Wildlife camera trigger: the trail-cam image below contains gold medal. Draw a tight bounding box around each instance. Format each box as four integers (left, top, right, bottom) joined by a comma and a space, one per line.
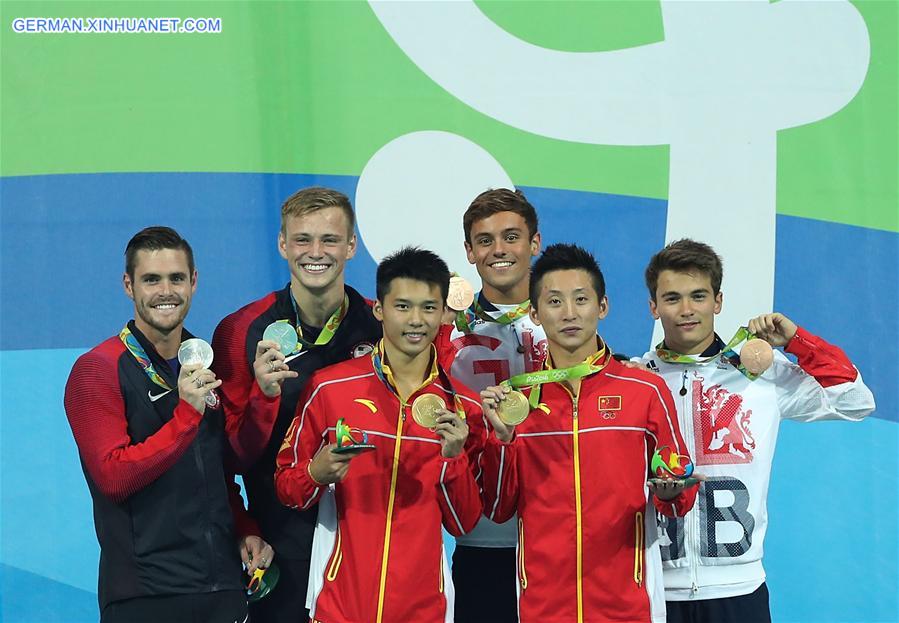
447, 276, 475, 312
411, 393, 446, 429
497, 390, 530, 426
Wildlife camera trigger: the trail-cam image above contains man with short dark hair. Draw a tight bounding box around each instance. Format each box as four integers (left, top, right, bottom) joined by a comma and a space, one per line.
275, 247, 486, 623
641, 238, 875, 623
437, 187, 546, 623
480, 243, 696, 623
212, 187, 382, 622
64, 226, 269, 623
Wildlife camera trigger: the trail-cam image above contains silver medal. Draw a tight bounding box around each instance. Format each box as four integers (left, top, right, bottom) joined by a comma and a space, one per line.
263, 321, 299, 355
178, 338, 214, 369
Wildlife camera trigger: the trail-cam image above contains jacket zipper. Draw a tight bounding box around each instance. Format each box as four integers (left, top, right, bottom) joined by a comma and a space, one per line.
326, 525, 343, 581
680, 371, 700, 595
571, 392, 584, 623
375, 402, 405, 623
517, 517, 528, 590
193, 434, 217, 589
634, 511, 644, 586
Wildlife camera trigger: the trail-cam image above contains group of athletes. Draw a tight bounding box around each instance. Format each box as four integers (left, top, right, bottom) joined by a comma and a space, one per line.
64, 187, 875, 623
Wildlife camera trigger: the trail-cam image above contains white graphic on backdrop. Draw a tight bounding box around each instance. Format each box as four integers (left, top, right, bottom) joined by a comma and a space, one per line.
356, 131, 513, 285
367, 0, 870, 343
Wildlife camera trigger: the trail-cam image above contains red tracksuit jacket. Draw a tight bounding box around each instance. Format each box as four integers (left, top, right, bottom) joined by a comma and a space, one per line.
275, 343, 486, 623
482, 347, 697, 623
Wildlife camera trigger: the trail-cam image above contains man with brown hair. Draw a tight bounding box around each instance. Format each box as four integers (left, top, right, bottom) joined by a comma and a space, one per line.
641, 238, 874, 623
436, 187, 545, 622
64, 226, 272, 623
212, 187, 382, 622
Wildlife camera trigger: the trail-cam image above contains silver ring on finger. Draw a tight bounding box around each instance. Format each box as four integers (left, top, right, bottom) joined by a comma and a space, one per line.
268, 360, 276, 373
195, 376, 204, 388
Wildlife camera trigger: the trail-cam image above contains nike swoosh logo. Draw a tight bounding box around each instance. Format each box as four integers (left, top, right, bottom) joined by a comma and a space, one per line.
148, 389, 173, 402
283, 351, 310, 364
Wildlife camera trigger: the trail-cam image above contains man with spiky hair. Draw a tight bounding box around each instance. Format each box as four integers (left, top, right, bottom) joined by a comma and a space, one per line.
212, 187, 382, 622
276, 247, 486, 623
480, 243, 696, 623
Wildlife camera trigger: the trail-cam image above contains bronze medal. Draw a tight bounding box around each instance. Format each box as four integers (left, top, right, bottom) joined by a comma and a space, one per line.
740, 339, 774, 375
447, 276, 475, 312
411, 393, 446, 429
497, 390, 530, 426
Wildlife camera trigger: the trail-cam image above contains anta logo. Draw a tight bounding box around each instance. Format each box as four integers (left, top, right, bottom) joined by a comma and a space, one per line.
354, 398, 378, 413
351, 342, 375, 358
279, 418, 300, 454
693, 376, 756, 465
536, 403, 551, 415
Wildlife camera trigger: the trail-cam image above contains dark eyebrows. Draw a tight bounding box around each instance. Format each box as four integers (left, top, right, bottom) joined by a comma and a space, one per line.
545, 287, 587, 295
475, 227, 522, 239
393, 297, 440, 306
660, 288, 710, 298
141, 271, 188, 280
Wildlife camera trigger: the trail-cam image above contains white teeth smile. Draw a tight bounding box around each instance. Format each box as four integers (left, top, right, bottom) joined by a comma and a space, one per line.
154, 304, 176, 310
303, 264, 329, 272
491, 261, 513, 268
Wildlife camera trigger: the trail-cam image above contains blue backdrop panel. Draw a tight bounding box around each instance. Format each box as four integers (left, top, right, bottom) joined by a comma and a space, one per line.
1, 172, 895, 623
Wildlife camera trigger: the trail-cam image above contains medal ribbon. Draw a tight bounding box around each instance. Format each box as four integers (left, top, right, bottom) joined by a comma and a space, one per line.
502, 341, 610, 408
454, 292, 531, 333
288, 291, 349, 351
655, 326, 761, 380
371, 340, 465, 420
119, 325, 173, 391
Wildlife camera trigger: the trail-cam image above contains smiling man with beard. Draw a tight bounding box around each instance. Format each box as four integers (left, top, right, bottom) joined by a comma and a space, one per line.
64, 226, 269, 623
211, 187, 382, 623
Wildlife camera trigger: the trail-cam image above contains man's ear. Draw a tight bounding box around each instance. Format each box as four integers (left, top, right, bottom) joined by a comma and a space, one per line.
598, 295, 609, 321
373, 299, 384, 322
530, 232, 542, 257
123, 272, 134, 299
464, 241, 476, 265
529, 304, 541, 327
277, 231, 288, 260
649, 297, 660, 320
714, 291, 723, 315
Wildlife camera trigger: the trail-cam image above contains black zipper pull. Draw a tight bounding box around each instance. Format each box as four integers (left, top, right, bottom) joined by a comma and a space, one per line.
679, 370, 688, 396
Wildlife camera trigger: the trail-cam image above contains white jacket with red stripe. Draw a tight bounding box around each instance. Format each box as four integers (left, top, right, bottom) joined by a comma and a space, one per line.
640, 327, 875, 601
482, 352, 697, 623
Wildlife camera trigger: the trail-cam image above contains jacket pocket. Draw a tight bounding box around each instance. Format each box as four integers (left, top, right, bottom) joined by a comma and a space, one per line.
634, 511, 644, 586
326, 527, 343, 582
518, 518, 529, 590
